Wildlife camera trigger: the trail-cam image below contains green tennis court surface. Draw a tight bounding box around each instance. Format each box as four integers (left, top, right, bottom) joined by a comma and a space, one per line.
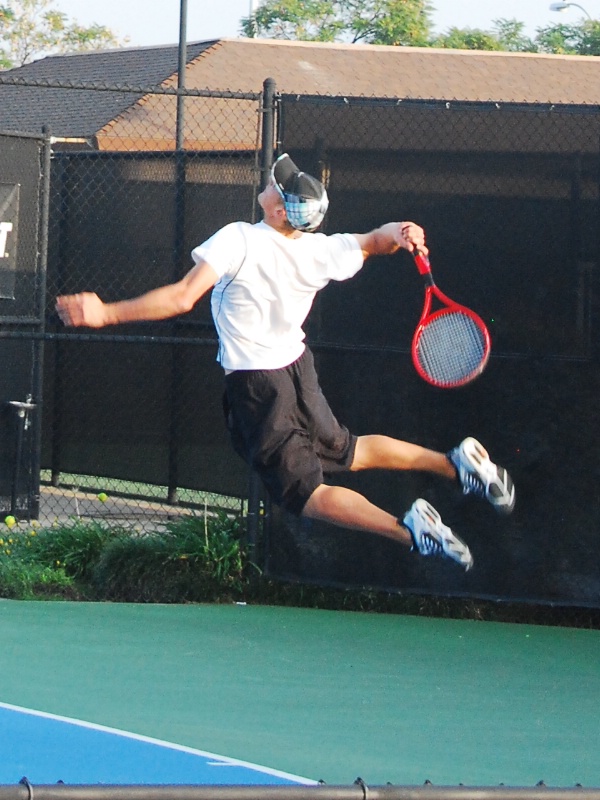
1, 600, 598, 786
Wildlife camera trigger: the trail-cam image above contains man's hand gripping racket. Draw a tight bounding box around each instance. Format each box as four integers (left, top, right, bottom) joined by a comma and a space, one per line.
411, 248, 490, 388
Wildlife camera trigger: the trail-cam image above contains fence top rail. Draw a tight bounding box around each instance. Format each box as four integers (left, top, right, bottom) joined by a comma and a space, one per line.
278, 93, 600, 114
0, 128, 48, 141
0, 75, 260, 101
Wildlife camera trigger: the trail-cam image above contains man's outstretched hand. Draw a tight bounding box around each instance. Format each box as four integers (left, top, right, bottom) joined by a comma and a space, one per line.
56, 292, 107, 328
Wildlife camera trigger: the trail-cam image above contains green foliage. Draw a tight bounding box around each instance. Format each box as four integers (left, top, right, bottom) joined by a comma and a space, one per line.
0, 558, 78, 599
24, 520, 125, 580
241, 2, 600, 55
432, 26, 504, 51
241, 0, 433, 45
577, 20, 600, 54
0, 526, 80, 598
92, 512, 248, 603
352, 0, 433, 46
0, 511, 248, 603
492, 19, 537, 52
535, 19, 600, 54
0, 0, 124, 69
432, 19, 536, 52
535, 21, 582, 53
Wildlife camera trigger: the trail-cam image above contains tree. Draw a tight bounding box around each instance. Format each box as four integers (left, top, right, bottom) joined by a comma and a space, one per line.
241, 1, 600, 56
578, 20, 600, 55
535, 19, 600, 55
432, 19, 537, 52
491, 19, 537, 52
431, 26, 503, 51
240, 0, 434, 46
0, 0, 125, 70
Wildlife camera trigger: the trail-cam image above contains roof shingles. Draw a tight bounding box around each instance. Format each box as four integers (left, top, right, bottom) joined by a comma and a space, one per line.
0, 37, 598, 143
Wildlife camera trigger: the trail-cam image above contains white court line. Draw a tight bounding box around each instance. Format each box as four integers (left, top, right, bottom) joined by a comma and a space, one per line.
0, 701, 317, 785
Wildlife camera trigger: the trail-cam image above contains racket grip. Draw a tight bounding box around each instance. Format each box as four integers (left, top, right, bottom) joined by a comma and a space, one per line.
412, 249, 432, 276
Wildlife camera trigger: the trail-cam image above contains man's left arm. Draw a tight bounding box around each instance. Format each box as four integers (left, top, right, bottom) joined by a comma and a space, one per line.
352, 221, 427, 260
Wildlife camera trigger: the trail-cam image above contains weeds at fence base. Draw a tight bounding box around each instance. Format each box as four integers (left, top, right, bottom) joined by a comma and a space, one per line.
1, 515, 599, 628
0, 512, 250, 604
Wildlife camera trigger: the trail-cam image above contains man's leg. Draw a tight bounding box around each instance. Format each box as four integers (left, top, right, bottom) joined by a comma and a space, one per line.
349, 434, 515, 515
302, 483, 412, 543
301, 484, 473, 570
350, 434, 456, 479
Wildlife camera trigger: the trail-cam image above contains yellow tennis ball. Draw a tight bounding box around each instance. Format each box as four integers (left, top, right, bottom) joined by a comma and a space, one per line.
4, 516, 16, 528
97, 492, 108, 503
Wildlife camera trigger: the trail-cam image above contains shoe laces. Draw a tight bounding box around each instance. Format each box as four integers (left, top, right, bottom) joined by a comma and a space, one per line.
460, 470, 486, 498
420, 532, 443, 557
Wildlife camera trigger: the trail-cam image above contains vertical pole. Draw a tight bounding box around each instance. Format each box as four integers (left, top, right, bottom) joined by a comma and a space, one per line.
246, 78, 277, 566
597, 134, 600, 361
49, 148, 72, 488
9, 406, 25, 517
29, 128, 52, 517
249, 0, 259, 36
167, 0, 189, 503
260, 78, 276, 190
176, 0, 187, 150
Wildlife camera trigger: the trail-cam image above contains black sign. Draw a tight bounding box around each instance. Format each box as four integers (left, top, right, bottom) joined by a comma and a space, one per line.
0, 183, 19, 299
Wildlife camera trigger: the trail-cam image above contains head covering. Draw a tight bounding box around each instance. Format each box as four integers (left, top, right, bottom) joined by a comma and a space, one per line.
271, 153, 329, 231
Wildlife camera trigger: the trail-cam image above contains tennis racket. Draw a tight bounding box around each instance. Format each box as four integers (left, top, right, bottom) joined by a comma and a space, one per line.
411, 248, 490, 388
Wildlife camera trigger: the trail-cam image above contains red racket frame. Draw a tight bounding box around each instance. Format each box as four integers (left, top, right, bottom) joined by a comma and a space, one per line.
412, 250, 491, 388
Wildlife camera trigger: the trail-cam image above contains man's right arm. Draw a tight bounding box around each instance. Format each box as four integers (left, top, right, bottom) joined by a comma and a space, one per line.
352, 221, 427, 260
56, 259, 219, 328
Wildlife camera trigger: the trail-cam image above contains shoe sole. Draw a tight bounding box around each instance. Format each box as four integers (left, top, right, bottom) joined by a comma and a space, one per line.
460, 437, 515, 515
410, 499, 474, 571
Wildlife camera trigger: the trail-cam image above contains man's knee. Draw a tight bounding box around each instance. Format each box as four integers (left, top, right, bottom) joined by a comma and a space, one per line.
350, 434, 386, 470
301, 484, 329, 518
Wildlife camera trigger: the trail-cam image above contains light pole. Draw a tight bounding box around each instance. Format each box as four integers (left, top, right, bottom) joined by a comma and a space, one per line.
249, 0, 259, 36
549, 2, 593, 19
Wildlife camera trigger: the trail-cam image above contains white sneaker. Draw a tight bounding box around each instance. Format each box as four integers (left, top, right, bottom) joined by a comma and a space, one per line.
403, 498, 473, 571
449, 437, 515, 515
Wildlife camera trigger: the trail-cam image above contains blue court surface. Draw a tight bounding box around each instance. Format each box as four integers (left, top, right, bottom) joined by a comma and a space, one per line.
0, 702, 314, 785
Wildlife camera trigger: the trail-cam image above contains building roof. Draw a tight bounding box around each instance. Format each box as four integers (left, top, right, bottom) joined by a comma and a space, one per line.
0, 37, 599, 149
0, 41, 215, 139
182, 38, 600, 105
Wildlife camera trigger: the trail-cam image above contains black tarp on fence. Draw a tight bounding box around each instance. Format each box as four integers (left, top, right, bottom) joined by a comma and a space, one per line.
1, 81, 599, 607
264, 96, 600, 607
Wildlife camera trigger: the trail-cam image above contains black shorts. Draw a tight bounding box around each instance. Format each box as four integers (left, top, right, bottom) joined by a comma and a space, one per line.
222, 348, 357, 516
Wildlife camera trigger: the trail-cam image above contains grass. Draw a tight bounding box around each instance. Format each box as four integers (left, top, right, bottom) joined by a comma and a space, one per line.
0, 511, 250, 603
92, 513, 248, 603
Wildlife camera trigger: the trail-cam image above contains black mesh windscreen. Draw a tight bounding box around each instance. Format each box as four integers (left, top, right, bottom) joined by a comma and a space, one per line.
3, 85, 599, 607
0, 132, 46, 517
44, 150, 260, 499
264, 97, 600, 606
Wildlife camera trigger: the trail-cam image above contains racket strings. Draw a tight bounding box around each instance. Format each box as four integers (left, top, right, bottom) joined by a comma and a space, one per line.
415, 311, 488, 387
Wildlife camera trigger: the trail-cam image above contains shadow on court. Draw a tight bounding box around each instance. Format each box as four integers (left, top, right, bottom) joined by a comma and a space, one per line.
1, 601, 599, 786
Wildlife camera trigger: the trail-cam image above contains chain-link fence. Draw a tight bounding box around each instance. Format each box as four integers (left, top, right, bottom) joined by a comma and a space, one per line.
0, 80, 267, 532
0, 75, 599, 609
267, 95, 600, 608
43, 147, 260, 514
0, 130, 48, 522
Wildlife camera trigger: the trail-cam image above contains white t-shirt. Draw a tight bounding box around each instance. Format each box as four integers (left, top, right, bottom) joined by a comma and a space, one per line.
191, 220, 364, 371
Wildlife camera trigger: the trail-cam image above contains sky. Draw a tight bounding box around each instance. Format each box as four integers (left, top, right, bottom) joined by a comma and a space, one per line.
50, 0, 598, 48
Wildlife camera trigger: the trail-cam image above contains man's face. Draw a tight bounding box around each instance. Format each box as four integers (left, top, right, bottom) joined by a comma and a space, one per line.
258, 178, 284, 216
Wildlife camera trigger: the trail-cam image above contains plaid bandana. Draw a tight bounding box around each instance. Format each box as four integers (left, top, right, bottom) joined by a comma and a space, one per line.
272, 153, 329, 231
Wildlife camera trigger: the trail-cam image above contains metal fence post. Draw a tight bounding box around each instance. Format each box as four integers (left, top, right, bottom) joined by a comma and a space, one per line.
245, 77, 277, 566
167, 4, 189, 503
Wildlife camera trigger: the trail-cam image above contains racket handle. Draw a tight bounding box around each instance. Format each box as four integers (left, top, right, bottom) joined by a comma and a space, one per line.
412, 249, 434, 284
